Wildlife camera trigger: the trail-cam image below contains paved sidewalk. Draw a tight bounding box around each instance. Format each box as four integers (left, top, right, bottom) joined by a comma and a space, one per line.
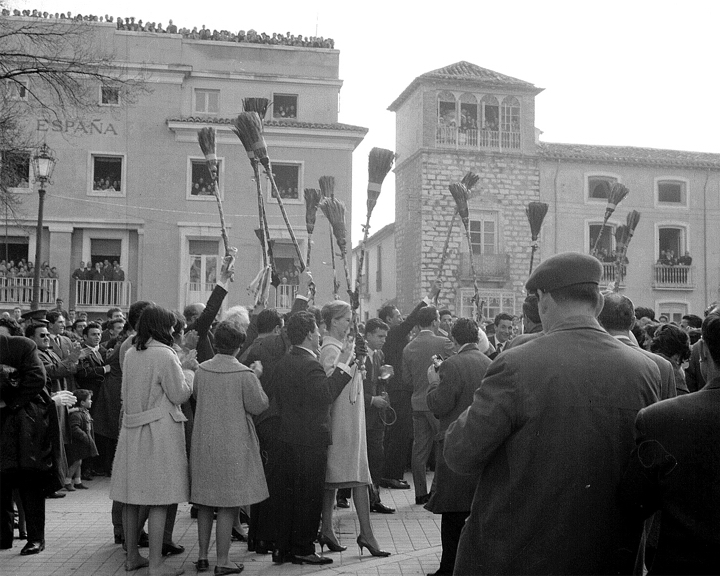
1, 472, 442, 576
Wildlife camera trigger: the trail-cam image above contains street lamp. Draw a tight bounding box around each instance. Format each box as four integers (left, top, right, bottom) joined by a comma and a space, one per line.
30, 143, 57, 311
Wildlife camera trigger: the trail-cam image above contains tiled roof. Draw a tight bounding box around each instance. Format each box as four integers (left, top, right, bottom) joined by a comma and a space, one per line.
167, 116, 368, 133
539, 142, 720, 169
389, 61, 540, 111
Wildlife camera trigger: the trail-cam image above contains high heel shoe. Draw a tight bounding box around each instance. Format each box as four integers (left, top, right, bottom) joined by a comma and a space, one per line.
318, 533, 347, 553
356, 535, 390, 557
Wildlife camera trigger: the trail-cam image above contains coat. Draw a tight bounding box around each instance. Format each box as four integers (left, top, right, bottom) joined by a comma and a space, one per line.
402, 329, 455, 412
444, 315, 661, 576
190, 354, 269, 507
425, 343, 490, 513
65, 408, 99, 464
620, 376, 720, 575
616, 335, 676, 400
110, 340, 193, 505
381, 298, 428, 393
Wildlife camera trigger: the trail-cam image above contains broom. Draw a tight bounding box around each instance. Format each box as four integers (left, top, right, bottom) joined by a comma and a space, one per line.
319, 176, 341, 299
233, 111, 306, 271
526, 202, 549, 275
449, 182, 481, 321
354, 148, 395, 310
613, 224, 631, 291
242, 97, 271, 120
592, 183, 629, 256
197, 127, 231, 257
304, 187, 322, 302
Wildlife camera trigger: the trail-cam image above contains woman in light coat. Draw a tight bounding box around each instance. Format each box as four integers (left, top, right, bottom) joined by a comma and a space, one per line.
190, 321, 268, 574
110, 305, 194, 576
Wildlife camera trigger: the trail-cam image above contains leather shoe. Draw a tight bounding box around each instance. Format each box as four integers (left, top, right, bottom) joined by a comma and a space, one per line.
379, 478, 410, 489
75, 483, 89, 490
371, 502, 396, 514
214, 563, 243, 575
271, 549, 290, 564
292, 553, 333, 565
20, 540, 44, 555
195, 558, 210, 572
336, 496, 350, 508
47, 491, 66, 499
64, 483, 76, 491
162, 542, 185, 556
415, 494, 430, 505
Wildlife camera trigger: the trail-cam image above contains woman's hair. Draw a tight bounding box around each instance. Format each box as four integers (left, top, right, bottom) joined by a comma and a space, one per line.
214, 320, 245, 354
321, 300, 351, 332
135, 304, 176, 350
650, 323, 691, 363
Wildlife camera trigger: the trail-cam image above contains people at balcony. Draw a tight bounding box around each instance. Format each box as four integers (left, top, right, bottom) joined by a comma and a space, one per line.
678, 250, 692, 265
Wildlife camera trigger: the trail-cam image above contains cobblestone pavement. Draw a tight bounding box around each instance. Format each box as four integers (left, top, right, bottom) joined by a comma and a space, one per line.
1, 472, 442, 576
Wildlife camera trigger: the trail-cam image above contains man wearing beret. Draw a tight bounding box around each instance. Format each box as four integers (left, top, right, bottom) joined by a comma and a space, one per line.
444, 252, 661, 575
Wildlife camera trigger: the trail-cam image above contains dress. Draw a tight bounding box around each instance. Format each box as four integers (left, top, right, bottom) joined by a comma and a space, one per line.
109, 339, 193, 505
190, 354, 269, 507
320, 336, 371, 487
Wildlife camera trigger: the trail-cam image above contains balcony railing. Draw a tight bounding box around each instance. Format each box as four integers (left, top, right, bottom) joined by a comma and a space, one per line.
600, 263, 626, 287
653, 265, 695, 290
0, 277, 58, 305
275, 283, 298, 312
436, 125, 520, 150
458, 253, 510, 281
75, 280, 132, 308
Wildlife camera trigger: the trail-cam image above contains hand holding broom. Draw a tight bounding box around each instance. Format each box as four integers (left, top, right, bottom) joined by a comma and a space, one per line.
197, 127, 232, 257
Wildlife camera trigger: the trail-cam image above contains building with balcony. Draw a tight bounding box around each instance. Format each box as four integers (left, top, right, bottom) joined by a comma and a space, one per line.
1, 15, 366, 316
389, 61, 720, 320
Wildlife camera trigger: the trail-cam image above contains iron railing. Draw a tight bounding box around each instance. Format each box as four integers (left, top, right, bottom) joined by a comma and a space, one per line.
0, 277, 58, 305
75, 280, 132, 308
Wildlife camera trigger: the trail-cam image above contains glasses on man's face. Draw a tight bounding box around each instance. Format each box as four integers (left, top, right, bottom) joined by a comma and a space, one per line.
39, 334, 50, 339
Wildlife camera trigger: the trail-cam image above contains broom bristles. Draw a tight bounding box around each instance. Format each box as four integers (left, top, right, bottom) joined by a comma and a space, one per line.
607, 183, 630, 209
319, 197, 347, 254
197, 127, 216, 159
304, 188, 322, 234
242, 98, 271, 121
526, 202, 549, 241
319, 175, 335, 198
449, 183, 470, 221
615, 224, 630, 248
231, 112, 267, 161
626, 210, 641, 235
368, 148, 395, 187
461, 172, 480, 191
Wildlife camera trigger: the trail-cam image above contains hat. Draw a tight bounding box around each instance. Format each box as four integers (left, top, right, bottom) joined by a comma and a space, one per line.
20, 309, 48, 323
525, 252, 602, 293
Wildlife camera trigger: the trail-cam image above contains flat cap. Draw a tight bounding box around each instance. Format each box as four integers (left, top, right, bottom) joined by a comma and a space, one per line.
526, 252, 603, 293
20, 309, 48, 322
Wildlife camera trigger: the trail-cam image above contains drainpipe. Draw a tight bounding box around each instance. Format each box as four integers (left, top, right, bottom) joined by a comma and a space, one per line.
553, 159, 560, 252
703, 169, 710, 305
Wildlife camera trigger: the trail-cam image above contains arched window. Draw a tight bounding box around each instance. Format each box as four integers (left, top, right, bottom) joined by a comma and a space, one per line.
480, 95, 499, 147
501, 96, 521, 149
437, 91, 456, 146
458, 93, 478, 146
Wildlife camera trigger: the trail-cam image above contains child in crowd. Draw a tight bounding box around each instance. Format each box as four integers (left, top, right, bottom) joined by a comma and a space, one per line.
65, 389, 99, 491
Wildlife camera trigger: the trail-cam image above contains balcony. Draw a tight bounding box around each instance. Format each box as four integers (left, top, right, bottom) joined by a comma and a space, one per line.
458, 253, 510, 282
275, 283, 298, 312
436, 126, 520, 151
75, 280, 132, 310
653, 265, 695, 290
600, 263, 626, 288
0, 277, 58, 306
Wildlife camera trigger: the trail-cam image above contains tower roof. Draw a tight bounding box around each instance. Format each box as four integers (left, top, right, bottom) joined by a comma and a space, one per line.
388, 61, 541, 111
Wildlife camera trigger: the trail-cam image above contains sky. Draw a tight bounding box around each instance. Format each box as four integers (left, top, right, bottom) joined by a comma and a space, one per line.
9, 0, 720, 244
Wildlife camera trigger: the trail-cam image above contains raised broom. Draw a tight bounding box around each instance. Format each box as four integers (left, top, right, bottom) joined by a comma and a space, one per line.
354, 148, 395, 309
319, 176, 341, 299
592, 183, 630, 257
449, 182, 481, 322
615, 210, 641, 291
526, 201, 549, 275
304, 187, 322, 302
197, 127, 231, 257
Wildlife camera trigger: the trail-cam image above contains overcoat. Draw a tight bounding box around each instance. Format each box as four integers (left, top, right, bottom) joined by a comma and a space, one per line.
65, 407, 99, 464
190, 354, 269, 507
110, 339, 193, 505
445, 316, 661, 575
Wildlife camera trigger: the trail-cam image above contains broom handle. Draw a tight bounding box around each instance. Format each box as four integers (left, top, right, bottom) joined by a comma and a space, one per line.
306, 232, 313, 268
591, 214, 611, 257
263, 165, 306, 272
529, 244, 537, 275
354, 214, 373, 304
211, 178, 231, 257
329, 225, 339, 299
434, 210, 458, 303
251, 161, 269, 268
463, 223, 482, 323
341, 251, 363, 404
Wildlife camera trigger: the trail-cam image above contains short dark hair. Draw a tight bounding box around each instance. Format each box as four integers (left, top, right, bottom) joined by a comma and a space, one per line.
128, 301, 152, 329
135, 305, 175, 350
106, 307, 122, 319
109, 318, 125, 330
378, 305, 397, 324
651, 324, 691, 363
438, 309, 452, 319
522, 294, 541, 325
287, 311, 316, 346
73, 388, 93, 407
72, 319, 87, 331
257, 309, 283, 334
451, 318, 479, 346
416, 306, 438, 329
83, 322, 101, 336
682, 314, 703, 329
635, 307, 655, 321
46, 310, 64, 324
365, 318, 389, 335
25, 323, 45, 339
172, 311, 186, 337
0, 318, 23, 336
547, 283, 602, 308
305, 305, 323, 328
702, 311, 720, 366
214, 320, 245, 354
598, 293, 635, 332
494, 312, 514, 326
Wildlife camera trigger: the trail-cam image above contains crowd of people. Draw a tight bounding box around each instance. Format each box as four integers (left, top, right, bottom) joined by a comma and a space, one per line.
1, 248, 719, 575
0, 260, 59, 279
2, 8, 335, 49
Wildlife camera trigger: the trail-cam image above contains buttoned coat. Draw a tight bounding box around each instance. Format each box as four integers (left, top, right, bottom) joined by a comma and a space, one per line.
426, 343, 490, 513
402, 330, 455, 412
110, 340, 193, 505
444, 316, 661, 576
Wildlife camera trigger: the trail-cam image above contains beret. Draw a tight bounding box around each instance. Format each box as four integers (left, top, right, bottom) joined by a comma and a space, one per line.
526, 252, 603, 293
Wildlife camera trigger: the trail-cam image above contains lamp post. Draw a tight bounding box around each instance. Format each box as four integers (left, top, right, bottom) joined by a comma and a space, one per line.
30, 143, 57, 311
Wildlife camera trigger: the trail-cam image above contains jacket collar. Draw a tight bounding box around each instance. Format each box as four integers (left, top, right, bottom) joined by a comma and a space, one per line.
546, 315, 605, 336
458, 342, 479, 353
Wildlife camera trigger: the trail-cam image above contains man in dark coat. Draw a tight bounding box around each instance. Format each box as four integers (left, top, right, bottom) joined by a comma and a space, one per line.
445, 252, 661, 575
426, 318, 490, 576
620, 310, 720, 575
266, 311, 354, 565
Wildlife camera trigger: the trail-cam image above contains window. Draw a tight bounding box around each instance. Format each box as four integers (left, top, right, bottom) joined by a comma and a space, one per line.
189, 159, 218, 197
188, 240, 219, 289
437, 91, 457, 145
501, 96, 521, 149
656, 179, 687, 205
269, 163, 300, 200
376, 245, 382, 292
459, 289, 515, 320
481, 95, 499, 131
91, 155, 123, 194
587, 175, 618, 200
100, 86, 119, 105
194, 89, 219, 114
0, 150, 30, 189
589, 223, 616, 260
657, 302, 688, 324
469, 212, 497, 255
658, 227, 685, 263
273, 94, 298, 119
